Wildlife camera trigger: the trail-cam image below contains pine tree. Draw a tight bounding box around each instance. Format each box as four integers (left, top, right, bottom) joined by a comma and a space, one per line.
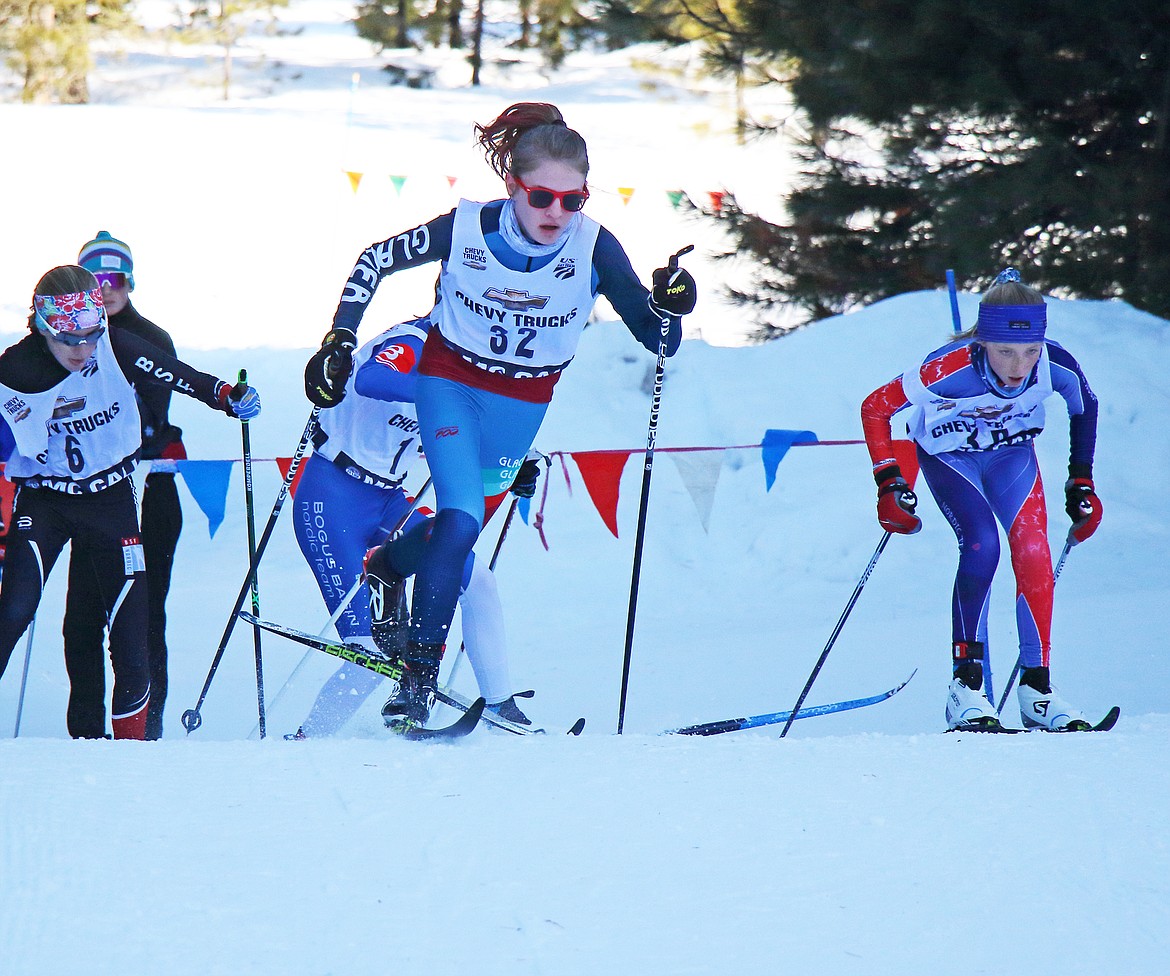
718, 0, 1170, 328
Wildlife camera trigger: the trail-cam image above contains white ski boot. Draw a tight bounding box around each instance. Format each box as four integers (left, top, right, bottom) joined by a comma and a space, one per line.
1018, 682, 1089, 731
946, 677, 1002, 731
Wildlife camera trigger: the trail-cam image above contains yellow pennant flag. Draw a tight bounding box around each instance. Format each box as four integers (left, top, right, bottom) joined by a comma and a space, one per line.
618, 187, 635, 206
345, 171, 363, 193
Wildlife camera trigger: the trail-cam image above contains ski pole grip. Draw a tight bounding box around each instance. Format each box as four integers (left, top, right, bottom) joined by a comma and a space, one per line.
668, 244, 695, 272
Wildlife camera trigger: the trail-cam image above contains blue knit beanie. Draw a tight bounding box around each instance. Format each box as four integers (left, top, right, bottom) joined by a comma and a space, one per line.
78, 231, 135, 290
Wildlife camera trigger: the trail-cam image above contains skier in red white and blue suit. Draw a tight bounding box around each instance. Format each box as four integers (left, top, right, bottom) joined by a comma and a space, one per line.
303, 101, 696, 729
860, 269, 1102, 732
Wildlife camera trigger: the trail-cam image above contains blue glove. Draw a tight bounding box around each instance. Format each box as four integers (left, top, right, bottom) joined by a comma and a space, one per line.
218, 381, 262, 421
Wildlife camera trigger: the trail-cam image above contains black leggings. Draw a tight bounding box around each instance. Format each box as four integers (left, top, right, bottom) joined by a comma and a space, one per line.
0, 479, 149, 737
63, 472, 181, 739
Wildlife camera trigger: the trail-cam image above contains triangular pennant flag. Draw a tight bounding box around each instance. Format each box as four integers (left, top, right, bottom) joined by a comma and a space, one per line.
667, 190, 685, 209
618, 187, 635, 206
390, 175, 407, 196
891, 439, 921, 489
761, 429, 819, 491
446, 175, 458, 189
275, 456, 308, 500
177, 460, 234, 537
517, 496, 531, 524
669, 450, 724, 532
570, 451, 631, 537
708, 190, 725, 213
345, 171, 363, 193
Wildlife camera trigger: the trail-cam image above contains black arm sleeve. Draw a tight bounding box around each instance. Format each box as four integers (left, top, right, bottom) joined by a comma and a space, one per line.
110, 329, 226, 411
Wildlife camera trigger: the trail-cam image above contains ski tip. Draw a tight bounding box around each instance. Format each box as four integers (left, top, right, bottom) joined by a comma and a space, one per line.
402, 696, 485, 741
567, 717, 586, 736
1093, 705, 1121, 732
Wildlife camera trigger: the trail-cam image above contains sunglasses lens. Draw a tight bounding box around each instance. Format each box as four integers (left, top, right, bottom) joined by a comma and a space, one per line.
527, 189, 555, 208
562, 193, 586, 212
94, 272, 127, 289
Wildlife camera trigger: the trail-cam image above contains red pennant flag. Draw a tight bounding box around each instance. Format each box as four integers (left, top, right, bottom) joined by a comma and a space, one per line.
446, 175, 458, 189
891, 440, 921, 488
275, 456, 308, 499
707, 190, 725, 213
570, 451, 631, 537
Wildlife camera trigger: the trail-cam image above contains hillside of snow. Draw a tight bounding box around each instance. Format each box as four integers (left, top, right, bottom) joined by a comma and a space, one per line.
2, 3, 1168, 973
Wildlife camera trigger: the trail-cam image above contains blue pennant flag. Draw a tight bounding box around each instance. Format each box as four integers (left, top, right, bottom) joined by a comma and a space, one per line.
761, 429, 818, 491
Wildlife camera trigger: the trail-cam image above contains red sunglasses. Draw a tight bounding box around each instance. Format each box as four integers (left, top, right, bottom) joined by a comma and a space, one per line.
514, 175, 589, 212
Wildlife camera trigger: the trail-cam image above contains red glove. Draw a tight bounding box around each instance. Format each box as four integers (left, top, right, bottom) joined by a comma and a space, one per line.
1064, 477, 1102, 543
875, 464, 921, 535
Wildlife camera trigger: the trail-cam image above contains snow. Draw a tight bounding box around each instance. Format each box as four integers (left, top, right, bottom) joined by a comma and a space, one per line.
2, 4, 1169, 973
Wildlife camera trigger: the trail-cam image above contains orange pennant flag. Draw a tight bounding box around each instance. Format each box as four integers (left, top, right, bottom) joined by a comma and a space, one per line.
345, 171, 363, 193
570, 451, 631, 538
707, 190, 725, 213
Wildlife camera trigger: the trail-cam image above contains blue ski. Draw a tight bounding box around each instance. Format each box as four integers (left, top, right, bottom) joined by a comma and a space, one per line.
666, 670, 916, 736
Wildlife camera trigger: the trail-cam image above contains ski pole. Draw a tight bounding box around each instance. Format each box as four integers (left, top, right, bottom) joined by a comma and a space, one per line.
238, 370, 267, 739
12, 612, 37, 738
995, 532, 1076, 714
253, 476, 433, 736
181, 407, 319, 735
444, 492, 520, 690
779, 531, 892, 737
946, 269, 962, 334
617, 244, 693, 734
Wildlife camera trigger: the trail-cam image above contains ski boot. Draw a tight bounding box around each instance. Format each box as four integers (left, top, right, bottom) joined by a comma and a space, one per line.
945, 642, 1004, 731
1018, 667, 1090, 731
365, 546, 409, 662
486, 693, 533, 726
381, 642, 443, 732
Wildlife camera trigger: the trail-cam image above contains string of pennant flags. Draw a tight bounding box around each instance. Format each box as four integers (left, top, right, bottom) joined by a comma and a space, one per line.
0, 434, 918, 545
342, 168, 727, 213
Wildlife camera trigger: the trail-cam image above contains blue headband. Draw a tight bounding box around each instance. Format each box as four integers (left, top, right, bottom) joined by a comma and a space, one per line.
976, 303, 1046, 342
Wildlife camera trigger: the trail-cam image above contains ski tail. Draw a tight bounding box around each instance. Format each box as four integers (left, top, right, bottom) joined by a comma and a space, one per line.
668, 670, 917, 737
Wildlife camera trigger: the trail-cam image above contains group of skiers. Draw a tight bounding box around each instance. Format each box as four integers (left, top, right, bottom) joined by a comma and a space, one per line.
0, 100, 1102, 739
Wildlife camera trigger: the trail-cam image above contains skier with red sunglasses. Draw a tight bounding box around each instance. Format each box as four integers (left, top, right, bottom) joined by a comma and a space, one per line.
305, 101, 697, 730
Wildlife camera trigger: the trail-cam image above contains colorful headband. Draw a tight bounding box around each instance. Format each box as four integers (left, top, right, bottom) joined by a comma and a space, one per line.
976, 302, 1047, 343
32, 287, 107, 336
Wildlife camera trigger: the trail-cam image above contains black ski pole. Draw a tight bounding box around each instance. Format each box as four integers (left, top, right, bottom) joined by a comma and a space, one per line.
238, 370, 267, 739
617, 244, 693, 734
995, 532, 1075, 714
181, 407, 320, 734
779, 531, 892, 737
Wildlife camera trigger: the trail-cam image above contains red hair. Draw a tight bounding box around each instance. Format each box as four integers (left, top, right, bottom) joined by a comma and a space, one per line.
474, 102, 588, 180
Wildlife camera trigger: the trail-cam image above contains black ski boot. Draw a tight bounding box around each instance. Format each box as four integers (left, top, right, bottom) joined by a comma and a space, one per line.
486, 693, 533, 726
365, 545, 409, 662
381, 642, 443, 731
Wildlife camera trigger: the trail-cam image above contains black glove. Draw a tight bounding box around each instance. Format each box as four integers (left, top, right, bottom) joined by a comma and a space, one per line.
510, 452, 547, 499
305, 328, 357, 407
650, 265, 697, 317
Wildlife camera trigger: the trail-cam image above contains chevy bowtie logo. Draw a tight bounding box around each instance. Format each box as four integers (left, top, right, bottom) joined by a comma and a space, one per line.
52, 396, 87, 420
482, 287, 550, 312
